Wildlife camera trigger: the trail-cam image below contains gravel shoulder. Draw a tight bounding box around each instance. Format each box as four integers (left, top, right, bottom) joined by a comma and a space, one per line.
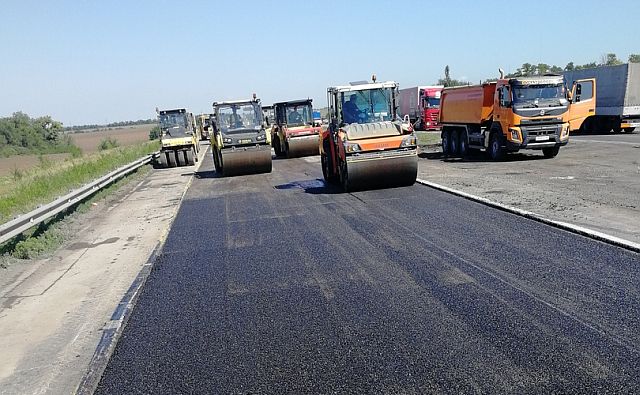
418, 133, 640, 244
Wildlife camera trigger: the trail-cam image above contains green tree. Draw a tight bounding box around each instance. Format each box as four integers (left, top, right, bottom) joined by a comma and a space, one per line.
629, 54, 640, 63
603, 53, 623, 66
149, 125, 161, 140
438, 65, 468, 87
564, 62, 575, 71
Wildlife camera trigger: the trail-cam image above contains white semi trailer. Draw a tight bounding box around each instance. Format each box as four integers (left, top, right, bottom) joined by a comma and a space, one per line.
563, 63, 640, 133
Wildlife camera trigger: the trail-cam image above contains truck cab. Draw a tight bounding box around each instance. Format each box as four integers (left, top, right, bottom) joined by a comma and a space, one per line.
157, 108, 200, 167
420, 86, 443, 130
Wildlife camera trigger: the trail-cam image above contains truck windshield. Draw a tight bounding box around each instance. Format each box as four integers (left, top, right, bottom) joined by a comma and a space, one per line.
512, 84, 567, 107
425, 97, 440, 108
341, 88, 393, 124
160, 113, 188, 130
217, 103, 262, 133
285, 104, 313, 126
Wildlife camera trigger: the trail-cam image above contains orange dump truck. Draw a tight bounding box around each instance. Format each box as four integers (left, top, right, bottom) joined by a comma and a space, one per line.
440, 72, 596, 160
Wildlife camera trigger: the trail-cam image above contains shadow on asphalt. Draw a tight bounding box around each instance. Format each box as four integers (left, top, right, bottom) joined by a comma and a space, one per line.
194, 170, 223, 179
419, 151, 547, 163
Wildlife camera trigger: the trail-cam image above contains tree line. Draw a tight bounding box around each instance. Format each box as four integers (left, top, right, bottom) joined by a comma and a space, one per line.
0, 112, 79, 157
64, 118, 155, 132
439, 53, 640, 86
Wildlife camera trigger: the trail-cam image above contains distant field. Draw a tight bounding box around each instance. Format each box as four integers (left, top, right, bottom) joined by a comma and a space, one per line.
69, 123, 154, 154
0, 124, 155, 178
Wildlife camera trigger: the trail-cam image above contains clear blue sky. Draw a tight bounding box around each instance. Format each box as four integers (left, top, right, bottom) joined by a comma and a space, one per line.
1, 0, 638, 125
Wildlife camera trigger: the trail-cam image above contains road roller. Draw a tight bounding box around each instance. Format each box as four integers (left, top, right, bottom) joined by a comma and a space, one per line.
211, 96, 272, 176
156, 108, 200, 167
320, 77, 418, 192
271, 99, 322, 158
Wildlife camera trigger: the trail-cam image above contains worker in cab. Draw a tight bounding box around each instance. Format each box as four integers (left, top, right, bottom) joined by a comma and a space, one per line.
343, 94, 361, 124
288, 107, 303, 124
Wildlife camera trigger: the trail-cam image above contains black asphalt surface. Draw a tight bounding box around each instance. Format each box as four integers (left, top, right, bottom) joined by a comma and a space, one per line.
96, 150, 640, 394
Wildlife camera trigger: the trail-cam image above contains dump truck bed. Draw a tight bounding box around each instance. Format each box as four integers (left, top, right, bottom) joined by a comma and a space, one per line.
439, 83, 496, 125
563, 64, 640, 117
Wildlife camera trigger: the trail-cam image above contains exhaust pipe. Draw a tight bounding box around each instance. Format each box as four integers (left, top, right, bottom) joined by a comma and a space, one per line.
498, 68, 505, 79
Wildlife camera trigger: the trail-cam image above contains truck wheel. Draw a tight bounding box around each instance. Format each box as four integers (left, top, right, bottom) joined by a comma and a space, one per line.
273, 138, 283, 158
542, 146, 560, 158
186, 149, 195, 166
624, 127, 636, 133
488, 132, 505, 161
155, 152, 167, 168
441, 130, 451, 156
450, 130, 460, 157
339, 161, 350, 192
458, 130, 468, 157
167, 152, 177, 167
321, 154, 337, 184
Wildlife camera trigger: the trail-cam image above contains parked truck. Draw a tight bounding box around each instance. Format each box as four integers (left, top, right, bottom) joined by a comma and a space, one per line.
156, 108, 200, 167
271, 99, 322, 158
563, 63, 640, 133
211, 96, 272, 176
321, 77, 417, 191
439, 71, 595, 160
398, 86, 443, 130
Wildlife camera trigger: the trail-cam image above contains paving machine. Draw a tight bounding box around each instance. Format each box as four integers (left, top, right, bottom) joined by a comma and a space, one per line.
271, 99, 322, 158
321, 77, 418, 191
156, 108, 200, 167
211, 96, 272, 176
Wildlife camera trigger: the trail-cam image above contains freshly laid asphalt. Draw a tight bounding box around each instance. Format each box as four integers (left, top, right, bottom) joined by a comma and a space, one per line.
96, 150, 640, 394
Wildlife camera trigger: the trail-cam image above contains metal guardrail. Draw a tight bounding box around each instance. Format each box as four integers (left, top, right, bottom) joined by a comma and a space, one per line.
0, 153, 156, 245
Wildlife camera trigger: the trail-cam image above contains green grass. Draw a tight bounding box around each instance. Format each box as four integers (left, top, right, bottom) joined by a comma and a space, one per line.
0, 160, 151, 262
0, 141, 159, 224
416, 131, 442, 146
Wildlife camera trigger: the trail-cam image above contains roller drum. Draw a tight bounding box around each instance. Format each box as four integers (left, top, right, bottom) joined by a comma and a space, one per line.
220, 145, 272, 176
343, 150, 417, 191
286, 135, 319, 158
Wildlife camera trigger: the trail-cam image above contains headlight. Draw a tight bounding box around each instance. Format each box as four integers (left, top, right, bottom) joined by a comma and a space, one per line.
508, 128, 521, 142
343, 142, 361, 153
400, 135, 417, 147
256, 134, 266, 141
561, 124, 569, 139
223, 137, 232, 144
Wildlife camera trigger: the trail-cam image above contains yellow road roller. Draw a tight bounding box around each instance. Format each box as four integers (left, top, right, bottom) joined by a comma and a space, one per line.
211, 96, 272, 176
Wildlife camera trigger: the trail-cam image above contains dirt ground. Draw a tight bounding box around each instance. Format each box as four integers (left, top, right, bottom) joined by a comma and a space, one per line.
0, 153, 71, 178
69, 123, 154, 154
417, 131, 640, 244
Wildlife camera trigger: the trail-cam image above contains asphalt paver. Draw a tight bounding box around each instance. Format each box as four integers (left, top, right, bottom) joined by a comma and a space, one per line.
96, 151, 640, 394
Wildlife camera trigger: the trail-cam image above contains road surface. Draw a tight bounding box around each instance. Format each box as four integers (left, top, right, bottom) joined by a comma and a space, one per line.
96, 151, 640, 394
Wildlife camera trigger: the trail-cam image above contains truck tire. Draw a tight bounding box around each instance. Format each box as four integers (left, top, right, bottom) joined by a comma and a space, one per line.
624, 127, 636, 133
186, 148, 195, 166
273, 137, 284, 158
441, 129, 451, 156
450, 130, 460, 157
458, 130, 468, 157
488, 132, 505, 161
339, 160, 351, 192
543, 146, 560, 158
167, 152, 177, 167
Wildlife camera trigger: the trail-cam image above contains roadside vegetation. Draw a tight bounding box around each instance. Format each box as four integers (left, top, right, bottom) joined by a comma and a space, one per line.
0, 141, 158, 224
0, 112, 80, 157
0, 141, 158, 262
439, 53, 640, 86
416, 131, 441, 146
